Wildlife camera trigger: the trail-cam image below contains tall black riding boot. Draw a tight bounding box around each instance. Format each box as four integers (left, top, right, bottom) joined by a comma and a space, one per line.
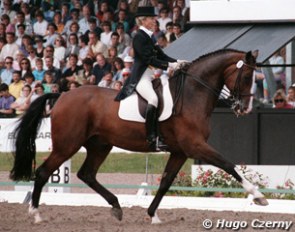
145, 104, 168, 151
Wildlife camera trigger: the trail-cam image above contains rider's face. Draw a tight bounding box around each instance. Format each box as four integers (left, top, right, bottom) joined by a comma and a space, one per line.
142, 16, 156, 31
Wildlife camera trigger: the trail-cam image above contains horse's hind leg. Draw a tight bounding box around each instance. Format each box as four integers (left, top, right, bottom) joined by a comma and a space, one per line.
185, 142, 268, 205
77, 136, 122, 221
30, 147, 80, 223
148, 152, 187, 224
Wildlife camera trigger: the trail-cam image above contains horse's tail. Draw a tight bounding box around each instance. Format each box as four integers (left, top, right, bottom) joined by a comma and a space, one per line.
10, 93, 60, 181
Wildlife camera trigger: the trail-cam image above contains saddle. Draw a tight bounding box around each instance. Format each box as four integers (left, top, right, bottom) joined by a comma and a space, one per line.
118, 75, 173, 122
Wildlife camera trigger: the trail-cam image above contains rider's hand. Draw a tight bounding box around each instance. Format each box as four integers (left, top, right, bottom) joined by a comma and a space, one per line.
168, 62, 181, 70
177, 59, 190, 65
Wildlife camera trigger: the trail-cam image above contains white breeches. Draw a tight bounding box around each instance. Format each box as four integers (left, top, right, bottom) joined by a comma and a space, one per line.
136, 68, 158, 107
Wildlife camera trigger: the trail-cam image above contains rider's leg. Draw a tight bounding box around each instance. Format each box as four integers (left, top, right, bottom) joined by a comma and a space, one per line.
136, 68, 168, 151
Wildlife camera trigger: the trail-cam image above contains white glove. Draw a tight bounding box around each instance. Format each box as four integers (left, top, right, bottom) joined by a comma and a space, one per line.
177, 59, 190, 65
168, 62, 181, 70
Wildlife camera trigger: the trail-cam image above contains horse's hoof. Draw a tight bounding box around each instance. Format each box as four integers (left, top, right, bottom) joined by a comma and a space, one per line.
151, 212, 162, 224
253, 197, 269, 206
110, 207, 123, 221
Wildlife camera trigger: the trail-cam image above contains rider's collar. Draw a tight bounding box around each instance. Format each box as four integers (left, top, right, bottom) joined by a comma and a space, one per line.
139, 26, 153, 38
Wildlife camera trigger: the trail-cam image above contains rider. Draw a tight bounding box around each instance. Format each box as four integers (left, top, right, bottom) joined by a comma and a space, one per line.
115, 7, 187, 151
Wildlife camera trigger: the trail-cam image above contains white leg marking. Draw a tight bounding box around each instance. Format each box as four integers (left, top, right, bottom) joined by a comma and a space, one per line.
151, 211, 162, 224
234, 167, 264, 199
29, 205, 43, 224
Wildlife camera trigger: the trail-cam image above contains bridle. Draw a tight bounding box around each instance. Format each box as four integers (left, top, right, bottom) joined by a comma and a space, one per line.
172, 59, 257, 115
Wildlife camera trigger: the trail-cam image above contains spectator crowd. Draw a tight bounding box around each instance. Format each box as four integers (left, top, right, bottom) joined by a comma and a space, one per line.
0, 0, 190, 117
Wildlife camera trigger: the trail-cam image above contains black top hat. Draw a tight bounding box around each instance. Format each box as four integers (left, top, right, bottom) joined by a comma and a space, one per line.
135, 7, 157, 17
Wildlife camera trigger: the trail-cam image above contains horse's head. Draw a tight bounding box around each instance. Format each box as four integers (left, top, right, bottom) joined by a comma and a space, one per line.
224, 50, 258, 116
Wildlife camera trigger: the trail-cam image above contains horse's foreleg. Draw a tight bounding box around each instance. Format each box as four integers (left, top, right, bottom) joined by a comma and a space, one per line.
185, 142, 268, 206
78, 139, 122, 221
148, 152, 187, 224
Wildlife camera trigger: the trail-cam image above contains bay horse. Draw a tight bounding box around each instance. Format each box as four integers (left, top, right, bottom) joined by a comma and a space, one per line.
10, 49, 268, 224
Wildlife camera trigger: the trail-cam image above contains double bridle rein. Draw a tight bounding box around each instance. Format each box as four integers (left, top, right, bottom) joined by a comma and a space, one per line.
172, 60, 256, 115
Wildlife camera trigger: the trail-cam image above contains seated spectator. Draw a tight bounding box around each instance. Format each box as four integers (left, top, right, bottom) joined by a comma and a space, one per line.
287, 86, 295, 108
0, 56, 14, 85
0, 32, 19, 63
19, 57, 32, 78
65, 33, 80, 59
34, 35, 46, 58
15, 11, 33, 36
43, 45, 60, 69
79, 5, 98, 34
87, 31, 108, 59
13, 50, 25, 71
123, 55, 134, 70
65, 20, 81, 38
27, 45, 38, 70
10, 84, 31, 115
108, 32, 126, 57
100, 21, 112, 46
68, 81, 81, 90
165, 22, 173, 43
44, 23, 59, 47
33, 58, 45, 83
115, 22, 131, 48
43, 56, 61, 83
78, 35, 89, 65
0, 83, 15, 118
98, 71, 113, 88
30, 82, 45, 102
33, 10, 48, 37
157, 34, 169, 49
152, 20, 165, 44
112, 57, 124, 81
60, 54, 82, 91
53, 11, 64, 34
43, 71, 54, 93
23, 73, 36, 89
121, 68, 131, 84
157, 7, 172, 33
1, 1, 16, 22
272, 89, 293, 109
84, 17, 102, 40
172, 6, 186, 31
90, 53, 112, 85
76, 58, 93, 85
170, 23, 183, 42
112, 9, 130, 33
62, 8, 80, 36
53, 35, 66, 67
112, 80, 123, 90
1, 14, 15, 34
9, 71, 24, 99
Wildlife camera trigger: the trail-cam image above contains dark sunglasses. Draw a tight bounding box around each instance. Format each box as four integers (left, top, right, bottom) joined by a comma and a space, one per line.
5, 62, 12, 64
274, 99, 284, 103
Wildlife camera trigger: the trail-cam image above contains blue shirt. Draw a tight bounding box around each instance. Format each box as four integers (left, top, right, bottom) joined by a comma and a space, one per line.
33, 70, 45, 82
0, 95, 15, 110
0, 69, 14, 85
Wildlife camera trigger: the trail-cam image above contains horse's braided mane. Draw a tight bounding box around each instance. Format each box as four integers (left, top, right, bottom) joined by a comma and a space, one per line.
191, 48, 245, 64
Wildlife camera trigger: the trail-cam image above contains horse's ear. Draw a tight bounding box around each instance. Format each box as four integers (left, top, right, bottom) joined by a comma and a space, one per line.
251, 50, 259, 59
246, 50, 259, 61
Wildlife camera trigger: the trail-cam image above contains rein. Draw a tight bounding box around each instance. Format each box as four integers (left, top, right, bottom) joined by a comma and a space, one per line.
171, 60, 256, 113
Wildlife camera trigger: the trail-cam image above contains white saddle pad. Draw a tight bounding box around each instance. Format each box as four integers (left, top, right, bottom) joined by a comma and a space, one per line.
118, 75, 173, 122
